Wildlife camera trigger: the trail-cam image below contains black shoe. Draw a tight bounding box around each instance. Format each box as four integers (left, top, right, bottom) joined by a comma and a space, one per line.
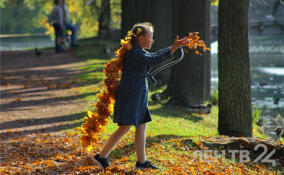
135, 160, 159, 170
91, 154, 110, 169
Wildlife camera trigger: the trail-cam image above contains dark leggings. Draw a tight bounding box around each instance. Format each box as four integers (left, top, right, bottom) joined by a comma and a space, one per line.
53, 23, 64, 52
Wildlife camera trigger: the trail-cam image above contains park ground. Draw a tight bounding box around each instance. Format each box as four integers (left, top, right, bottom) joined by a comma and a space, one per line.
0, 38, 283, 174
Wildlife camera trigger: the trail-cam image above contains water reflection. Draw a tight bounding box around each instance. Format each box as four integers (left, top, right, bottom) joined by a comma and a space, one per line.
0, 36, 54, 51
258, 67, 284, 75
210, 34, 284, 138
211, 35, 284, 54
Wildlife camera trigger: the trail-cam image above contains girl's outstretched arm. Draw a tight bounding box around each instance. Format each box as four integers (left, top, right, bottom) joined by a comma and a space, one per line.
170, 35, 189, 54
133, 35, 188, 64
133, 46, 173, 64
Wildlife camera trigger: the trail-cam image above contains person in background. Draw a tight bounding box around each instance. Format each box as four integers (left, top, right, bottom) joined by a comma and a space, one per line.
50, 0, 65, 53
61, 0, 79, 48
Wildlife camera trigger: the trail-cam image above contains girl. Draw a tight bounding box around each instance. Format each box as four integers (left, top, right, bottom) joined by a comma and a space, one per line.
92, 22, 189, 170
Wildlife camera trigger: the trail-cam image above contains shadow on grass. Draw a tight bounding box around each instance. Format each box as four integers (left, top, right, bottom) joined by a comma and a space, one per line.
0, 119, 84, 140
0, 112, 87, 131
148, 100, 203, 123
74, 37, 119, 60
1, 36, 117, 101
0, 91, 97, 113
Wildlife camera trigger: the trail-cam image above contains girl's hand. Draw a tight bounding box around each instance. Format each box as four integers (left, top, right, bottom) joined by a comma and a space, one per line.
170, 35, 189, 54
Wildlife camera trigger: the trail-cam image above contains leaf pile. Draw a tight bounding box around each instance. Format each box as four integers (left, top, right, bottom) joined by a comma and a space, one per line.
1, 130, 281, 174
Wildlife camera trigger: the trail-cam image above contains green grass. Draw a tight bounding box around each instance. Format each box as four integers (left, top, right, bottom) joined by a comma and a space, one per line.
68, 37, 283, 173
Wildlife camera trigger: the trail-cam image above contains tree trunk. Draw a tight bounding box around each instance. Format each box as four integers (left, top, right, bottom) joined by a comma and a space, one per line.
121, 0, 174, 86
218, 0, 252, 137
98, 0, 110, 37
164, 0, 211, 106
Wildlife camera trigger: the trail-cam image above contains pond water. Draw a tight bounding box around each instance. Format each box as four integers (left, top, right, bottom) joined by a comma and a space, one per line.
211, 34, 284, 139
0, 35, 54, 51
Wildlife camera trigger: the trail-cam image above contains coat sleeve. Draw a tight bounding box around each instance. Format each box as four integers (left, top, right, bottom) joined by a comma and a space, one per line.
133, 46, 174, 64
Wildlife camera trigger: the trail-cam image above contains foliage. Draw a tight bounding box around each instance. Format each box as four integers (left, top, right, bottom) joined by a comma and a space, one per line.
210, 89, 218, 105
110, 0, 121, 29
0, 0, 6, 8
0, 0, 45, 34
211, 0, 219, 6
0, 0, 121, 38
252, 105, 262, 124
33, 0, 100, 38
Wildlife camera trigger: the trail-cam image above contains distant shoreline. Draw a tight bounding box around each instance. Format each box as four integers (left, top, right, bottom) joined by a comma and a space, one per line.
0, 33, 49, 38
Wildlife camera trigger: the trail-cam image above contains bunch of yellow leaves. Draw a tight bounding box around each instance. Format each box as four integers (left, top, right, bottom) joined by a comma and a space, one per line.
186, 32, 210, 55
80, 30, 136, 152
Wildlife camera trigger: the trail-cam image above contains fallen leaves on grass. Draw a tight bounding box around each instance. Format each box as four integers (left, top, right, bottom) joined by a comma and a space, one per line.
0, 130, 281, 175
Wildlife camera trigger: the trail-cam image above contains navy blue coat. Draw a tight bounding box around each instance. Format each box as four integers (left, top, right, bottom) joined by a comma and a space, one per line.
113, 44, 173, 127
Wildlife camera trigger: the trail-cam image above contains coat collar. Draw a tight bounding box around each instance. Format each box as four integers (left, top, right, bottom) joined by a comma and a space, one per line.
133, 43, 145, 51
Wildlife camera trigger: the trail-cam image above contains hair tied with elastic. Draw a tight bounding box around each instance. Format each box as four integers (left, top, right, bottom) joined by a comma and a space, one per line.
136, 28, 142, 35
133, 27, 142, 37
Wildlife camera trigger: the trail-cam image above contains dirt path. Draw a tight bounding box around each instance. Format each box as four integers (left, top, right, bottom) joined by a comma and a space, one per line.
0, 49, 89, 139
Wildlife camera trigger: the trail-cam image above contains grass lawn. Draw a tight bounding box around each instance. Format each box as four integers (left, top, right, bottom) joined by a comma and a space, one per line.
69, 37, 282, 174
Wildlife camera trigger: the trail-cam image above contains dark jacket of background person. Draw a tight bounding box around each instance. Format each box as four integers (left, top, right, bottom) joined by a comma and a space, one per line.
50, 5, 64, 30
